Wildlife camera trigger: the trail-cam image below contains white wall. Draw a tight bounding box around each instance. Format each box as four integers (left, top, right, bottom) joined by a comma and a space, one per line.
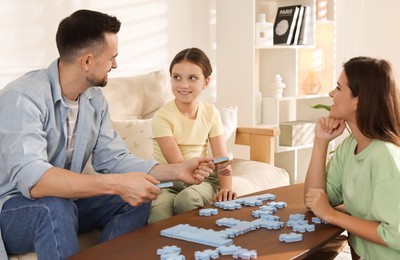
1, 0, 400, 103
336, 0, 400, 80
0, 0, 217, 102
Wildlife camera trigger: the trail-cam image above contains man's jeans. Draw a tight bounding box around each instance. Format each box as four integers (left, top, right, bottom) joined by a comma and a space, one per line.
0, 194, 151, 259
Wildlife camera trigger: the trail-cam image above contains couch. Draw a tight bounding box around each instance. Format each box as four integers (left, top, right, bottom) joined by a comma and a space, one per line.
9, 70, 289, 260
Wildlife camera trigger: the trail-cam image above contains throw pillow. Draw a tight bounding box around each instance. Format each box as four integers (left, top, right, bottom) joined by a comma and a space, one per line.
207, 106, 238, 158
112, 118, 153, 159
102, 70, 174, 120
218, 106, 238, 156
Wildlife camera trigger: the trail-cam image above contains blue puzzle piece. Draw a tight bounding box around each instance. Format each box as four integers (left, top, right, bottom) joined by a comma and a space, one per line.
217, 245, 242, 255
157, 182, 174, 188
279, 232, 303, 243
232, 248, 257, 259
292, 223, 315, 233
199, 208, 218, 216
267, 201, 287, 208
161, 224, 233, 247
161, 253, 186, 260
287, 219, 308, 227
214, 193, 276, 211
312, 216, 328, 224
157, 245, 181, 255
194, 249, 219, 260
288, 214, 305, 221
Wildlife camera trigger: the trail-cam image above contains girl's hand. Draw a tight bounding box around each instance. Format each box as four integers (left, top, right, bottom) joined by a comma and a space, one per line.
212, 188, 237, 202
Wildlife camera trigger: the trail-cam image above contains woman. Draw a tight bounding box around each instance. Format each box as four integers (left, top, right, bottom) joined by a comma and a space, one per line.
304, 56, 400, 259
148, 48, 237, 224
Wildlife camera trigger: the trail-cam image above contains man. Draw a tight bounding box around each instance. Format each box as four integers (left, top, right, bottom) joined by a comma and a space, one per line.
0, 9, 213, 259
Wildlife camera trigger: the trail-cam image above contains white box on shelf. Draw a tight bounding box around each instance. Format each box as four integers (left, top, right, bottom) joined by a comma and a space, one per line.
279, 120, 315, 146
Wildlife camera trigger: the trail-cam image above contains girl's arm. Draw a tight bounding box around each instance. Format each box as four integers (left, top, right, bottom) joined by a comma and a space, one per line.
155, 136, 184, 163
209, 135, 237, 201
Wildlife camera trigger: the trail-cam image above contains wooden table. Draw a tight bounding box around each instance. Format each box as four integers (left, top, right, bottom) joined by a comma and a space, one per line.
69, 184, 343, 260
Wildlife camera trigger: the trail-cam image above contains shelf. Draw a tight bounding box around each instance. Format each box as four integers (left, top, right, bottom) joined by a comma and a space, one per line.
255, 44, 315, 50
263, 93, 329, 100
277, 144, 314, 153
216, 0, 336, 184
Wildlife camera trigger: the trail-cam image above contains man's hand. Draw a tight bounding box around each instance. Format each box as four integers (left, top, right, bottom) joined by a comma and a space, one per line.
177, 157, 214, 185
113, 172, 161, 206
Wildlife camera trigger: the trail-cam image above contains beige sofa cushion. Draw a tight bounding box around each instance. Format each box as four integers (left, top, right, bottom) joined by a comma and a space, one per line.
231, 159, 290, 197
103, 70, 173, 120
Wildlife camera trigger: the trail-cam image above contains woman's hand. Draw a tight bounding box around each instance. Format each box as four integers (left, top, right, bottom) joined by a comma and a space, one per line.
304, 188, 335, 222
315, 116, 346, 142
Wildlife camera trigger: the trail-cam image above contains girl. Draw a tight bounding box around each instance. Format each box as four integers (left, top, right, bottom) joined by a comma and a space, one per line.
148, 48, 237, 224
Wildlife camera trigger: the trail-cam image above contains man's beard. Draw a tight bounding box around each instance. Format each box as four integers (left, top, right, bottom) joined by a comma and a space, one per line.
86, 74, 107, 87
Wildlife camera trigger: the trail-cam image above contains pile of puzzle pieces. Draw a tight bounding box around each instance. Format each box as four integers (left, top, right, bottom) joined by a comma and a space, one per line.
158, 192, 328, 259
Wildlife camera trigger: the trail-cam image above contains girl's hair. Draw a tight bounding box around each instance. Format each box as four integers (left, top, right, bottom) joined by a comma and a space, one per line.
344, 56, 400, 145
169, 48, 212, 78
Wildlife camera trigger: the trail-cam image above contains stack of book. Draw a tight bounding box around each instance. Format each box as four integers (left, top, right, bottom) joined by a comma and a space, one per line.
273, 5, 310, 45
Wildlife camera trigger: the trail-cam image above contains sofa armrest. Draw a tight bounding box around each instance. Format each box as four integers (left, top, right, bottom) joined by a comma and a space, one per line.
234, 127, 280, 165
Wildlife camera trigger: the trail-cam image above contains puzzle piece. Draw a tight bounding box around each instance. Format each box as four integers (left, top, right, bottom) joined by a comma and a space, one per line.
232, 249, 257, 259
199, 208, 218, 216
194, 249, 219, 260
288, 214, 305, 221
217, 245, 242, 255
292, 223, 315, 233
279, 232, 303, 243
157, 182, 174, 188
312, 217, 328, 224
161, 224, 233, 247
267, 201, 287, 208
160, 253, 186, 260
260, 214, 280, 222
157, 245, 181, 255
214, 193, 277, 210
286, 219, 308, 227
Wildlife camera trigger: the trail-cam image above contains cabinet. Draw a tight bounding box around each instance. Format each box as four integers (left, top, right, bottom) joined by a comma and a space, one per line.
216, 0, 336, 183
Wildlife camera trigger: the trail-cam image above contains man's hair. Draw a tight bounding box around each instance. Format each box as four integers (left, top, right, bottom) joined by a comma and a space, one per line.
344, 56, 400, 145
169, 48, 212, 78
56, 9, 121, 63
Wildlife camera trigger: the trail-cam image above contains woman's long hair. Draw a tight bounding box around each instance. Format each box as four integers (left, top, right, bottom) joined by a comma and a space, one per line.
344, 56, 400, 145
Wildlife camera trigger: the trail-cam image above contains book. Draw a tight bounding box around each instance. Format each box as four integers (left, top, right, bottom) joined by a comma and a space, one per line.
273, 5, 301, 45
298, 5, 312, 45
292, 5, 305, 45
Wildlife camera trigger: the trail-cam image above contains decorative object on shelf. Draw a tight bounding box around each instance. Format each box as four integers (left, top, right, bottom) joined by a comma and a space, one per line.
279, 120, 316, 146
273, 5, 301, 45
316, 0, 328, 21
300, 48, 325, 94
267, 74, 286, 98
255, 13, 273, 47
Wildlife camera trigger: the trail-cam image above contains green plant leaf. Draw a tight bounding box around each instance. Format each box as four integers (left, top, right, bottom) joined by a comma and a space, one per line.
311, 104, 331, 111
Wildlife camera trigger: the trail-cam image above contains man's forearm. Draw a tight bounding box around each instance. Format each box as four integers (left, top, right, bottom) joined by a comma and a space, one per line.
30, 167, 115, 199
